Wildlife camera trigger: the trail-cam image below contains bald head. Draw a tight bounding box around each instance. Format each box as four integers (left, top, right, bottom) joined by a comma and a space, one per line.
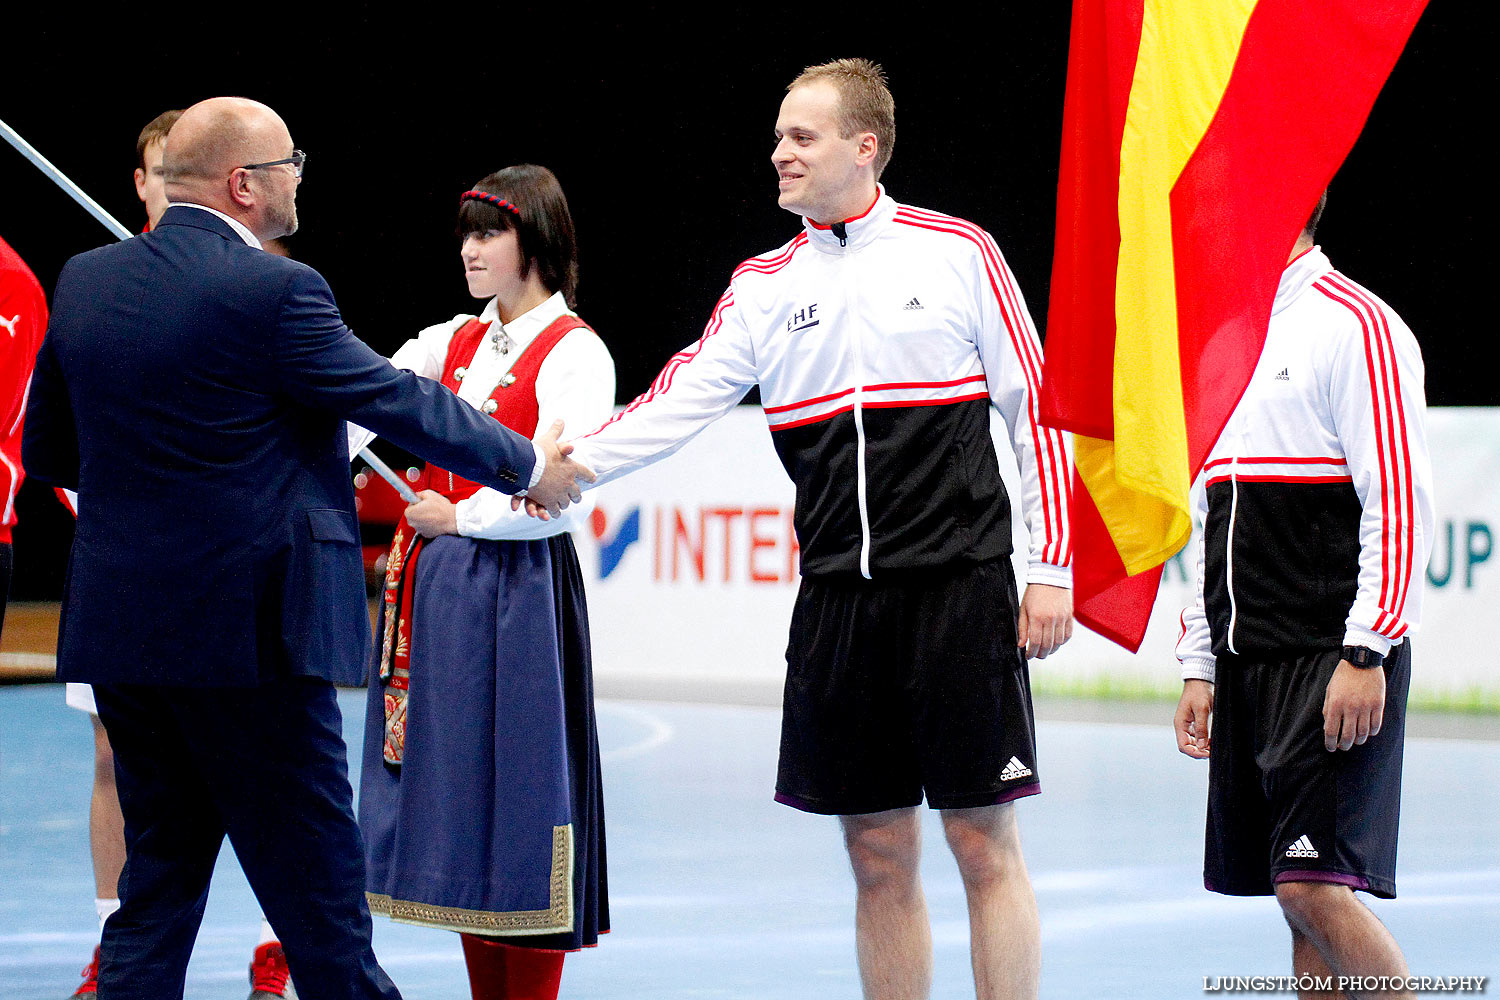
162, 97, 300, 240
164, 98, 286, 188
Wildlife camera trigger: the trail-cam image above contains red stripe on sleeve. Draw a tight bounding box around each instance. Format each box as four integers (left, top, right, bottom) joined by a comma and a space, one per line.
1314, 277, 1412, 637
1328, 274, 1416, 625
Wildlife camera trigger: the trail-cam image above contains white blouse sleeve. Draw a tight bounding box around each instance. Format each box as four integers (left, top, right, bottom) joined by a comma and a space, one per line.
347, 315, 475, 458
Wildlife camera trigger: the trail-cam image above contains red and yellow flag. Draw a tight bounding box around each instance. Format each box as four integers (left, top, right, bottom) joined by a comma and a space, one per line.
1041, 0, 1427, 651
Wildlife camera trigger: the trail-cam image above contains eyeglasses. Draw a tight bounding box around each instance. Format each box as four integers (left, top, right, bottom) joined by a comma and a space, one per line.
241, 150, 307, 179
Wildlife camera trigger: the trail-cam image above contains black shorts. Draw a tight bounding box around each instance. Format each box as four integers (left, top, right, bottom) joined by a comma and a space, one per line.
1205, 643, 1411, 899
774, 558, 1039, 815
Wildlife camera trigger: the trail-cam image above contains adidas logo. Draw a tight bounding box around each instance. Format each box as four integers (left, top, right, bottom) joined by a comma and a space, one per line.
903, 297, 924, 310
1285, 835, 1319, 858
999, 756, 1033, 781
1274, 368, 1290, 381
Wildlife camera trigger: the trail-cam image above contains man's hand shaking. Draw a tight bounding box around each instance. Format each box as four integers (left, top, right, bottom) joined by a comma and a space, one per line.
513, 419, 595, 519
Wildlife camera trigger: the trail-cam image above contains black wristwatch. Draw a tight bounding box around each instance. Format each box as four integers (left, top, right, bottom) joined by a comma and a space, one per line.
1341, 645, 1385, 669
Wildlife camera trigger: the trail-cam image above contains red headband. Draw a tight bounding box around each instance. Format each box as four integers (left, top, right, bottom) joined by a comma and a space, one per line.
460, 190, 521, 216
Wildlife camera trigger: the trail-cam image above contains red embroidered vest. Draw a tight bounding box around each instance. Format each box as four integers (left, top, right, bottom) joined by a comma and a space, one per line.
419, 313, 590, 500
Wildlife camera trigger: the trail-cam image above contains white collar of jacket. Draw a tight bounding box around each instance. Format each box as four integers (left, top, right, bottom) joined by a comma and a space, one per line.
1272, 245, 1332, 316
801, 185, 897, 254
478, 289, 575, 351
164, 202, 262, 248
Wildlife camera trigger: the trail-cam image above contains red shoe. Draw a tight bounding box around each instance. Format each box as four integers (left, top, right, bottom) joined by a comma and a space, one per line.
247, 941, 294, 999
69, 945, 99, 996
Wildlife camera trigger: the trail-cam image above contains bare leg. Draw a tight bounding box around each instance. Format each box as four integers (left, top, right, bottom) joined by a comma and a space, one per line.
90, 715, 127, 900
1292, 927, 1348, 1000
840, 808, 931, 1000
941, 804, 1040, 1000
1276, 882, 1413, 1000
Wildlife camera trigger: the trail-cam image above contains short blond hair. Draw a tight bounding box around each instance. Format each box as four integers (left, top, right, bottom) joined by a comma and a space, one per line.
136, 109, 183, 171
788, 58, 896, 179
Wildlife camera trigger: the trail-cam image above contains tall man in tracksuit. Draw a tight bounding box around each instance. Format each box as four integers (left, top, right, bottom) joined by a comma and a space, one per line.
1174, 196, 1433, 998
551, 58, 1074, 999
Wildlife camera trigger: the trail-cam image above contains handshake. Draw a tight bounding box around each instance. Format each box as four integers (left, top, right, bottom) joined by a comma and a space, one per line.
513, 419, 596, 519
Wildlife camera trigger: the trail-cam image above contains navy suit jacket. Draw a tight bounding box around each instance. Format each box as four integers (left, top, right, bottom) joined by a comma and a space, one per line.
24, 206, 537, 687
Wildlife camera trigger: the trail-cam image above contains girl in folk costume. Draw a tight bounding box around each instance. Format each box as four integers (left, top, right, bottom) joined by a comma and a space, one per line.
357, 165, 614, 1000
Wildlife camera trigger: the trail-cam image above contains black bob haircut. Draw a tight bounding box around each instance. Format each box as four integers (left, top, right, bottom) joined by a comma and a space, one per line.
457, 164, 580, 308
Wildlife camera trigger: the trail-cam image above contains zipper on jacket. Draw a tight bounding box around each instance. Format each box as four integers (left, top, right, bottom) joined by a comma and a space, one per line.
1225, 454, 1240, 654
842, 240, 872, 579
853, 396, 871, 579
831, 221, 848, 247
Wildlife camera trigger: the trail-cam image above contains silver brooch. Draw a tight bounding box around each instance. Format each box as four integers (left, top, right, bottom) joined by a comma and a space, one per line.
491, 328, 513, 356
481, 399, 498, 414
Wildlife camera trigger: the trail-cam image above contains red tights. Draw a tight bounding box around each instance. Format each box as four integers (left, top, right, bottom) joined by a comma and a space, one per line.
458, 934, 565, 1000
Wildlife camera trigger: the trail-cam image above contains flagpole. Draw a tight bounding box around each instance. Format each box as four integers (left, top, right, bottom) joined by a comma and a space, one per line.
0, 116, 133, 241
359, 448, 421, 504
2, 114, 410, 502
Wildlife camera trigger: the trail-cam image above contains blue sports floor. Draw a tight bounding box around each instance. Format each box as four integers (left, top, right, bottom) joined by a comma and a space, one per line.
2, 686, 1496, 998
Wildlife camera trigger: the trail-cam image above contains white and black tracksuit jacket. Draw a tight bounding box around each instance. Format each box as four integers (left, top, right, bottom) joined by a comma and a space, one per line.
572, 188, 1072, 586
1177, 248, 1434, 682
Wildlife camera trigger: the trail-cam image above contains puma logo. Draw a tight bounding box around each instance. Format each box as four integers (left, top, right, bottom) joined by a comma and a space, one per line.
0, 314, 19, 337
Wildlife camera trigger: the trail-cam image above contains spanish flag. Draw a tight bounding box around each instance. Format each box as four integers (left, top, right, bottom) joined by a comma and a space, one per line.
1041, 0, 1427, 651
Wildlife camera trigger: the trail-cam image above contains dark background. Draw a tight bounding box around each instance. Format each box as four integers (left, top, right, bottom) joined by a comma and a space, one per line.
2, 9, 1483, 597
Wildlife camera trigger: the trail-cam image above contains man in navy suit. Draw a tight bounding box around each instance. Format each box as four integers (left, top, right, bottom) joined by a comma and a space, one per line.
23, 97, 593, 1000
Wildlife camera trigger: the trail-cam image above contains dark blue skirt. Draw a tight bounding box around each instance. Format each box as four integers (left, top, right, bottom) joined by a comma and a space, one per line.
360, 532, 608, 951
